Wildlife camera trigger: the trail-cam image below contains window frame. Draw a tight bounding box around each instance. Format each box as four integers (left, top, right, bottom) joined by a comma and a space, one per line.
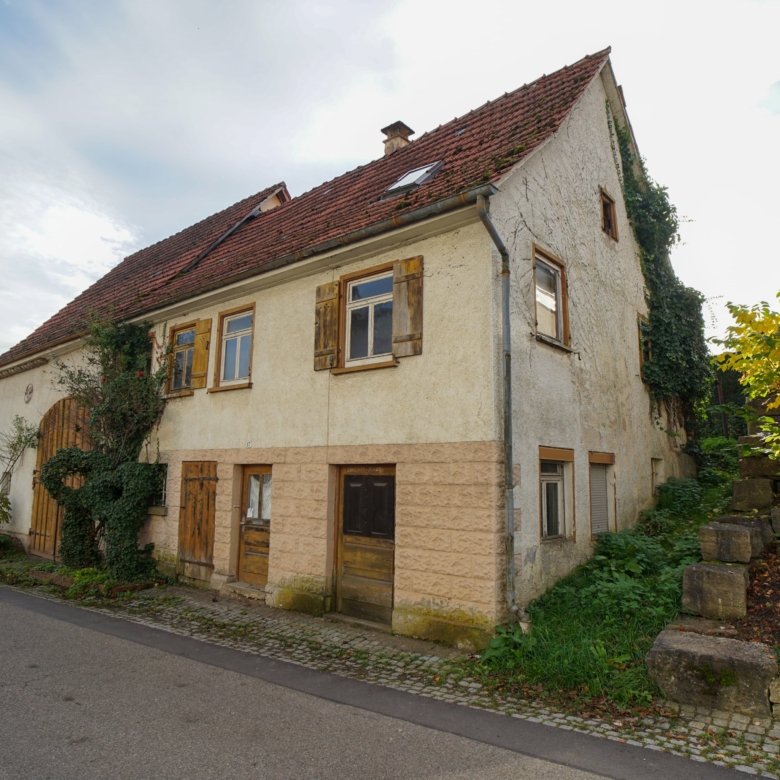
540, 461, 565, 539
538, 446, 575, 541
337, 261, 398, 372
167, 320, 198, 395
532, 246, 570, 347
600, 187, 618, 241
211, 303, 255, 392
588, 452, 616, 538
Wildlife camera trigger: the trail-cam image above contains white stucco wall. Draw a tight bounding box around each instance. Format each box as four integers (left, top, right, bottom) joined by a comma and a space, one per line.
148, 220, 500, 454
489, 70, 689, 605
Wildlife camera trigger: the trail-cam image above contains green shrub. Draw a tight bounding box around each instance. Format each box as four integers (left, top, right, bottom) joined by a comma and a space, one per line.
478, 437, 737, 705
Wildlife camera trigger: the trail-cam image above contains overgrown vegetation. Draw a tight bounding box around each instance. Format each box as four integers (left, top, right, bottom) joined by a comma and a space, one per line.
0, 415, 38, 524
609, 106, 711, 436
40, 317, 168, 581
714, 293, 780, 460
478, 438, 736, 706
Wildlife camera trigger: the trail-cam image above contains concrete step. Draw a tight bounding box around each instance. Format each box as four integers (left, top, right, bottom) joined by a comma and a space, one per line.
221, 581, 267, 602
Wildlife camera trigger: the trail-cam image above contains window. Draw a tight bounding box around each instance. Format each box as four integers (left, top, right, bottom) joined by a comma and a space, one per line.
601, 188, 618, 240
345, 271, 394, 366
313, 257, 423, 372
651, 458, 665, 496
150, 464, 168, 507
171, 325, 196, 391
589, 452, 615, 537
383, 161, 442, 199
541, 461, 565, 538
533, 248, 569, 344
221, 311, 253, 383
0, 471, 10, 494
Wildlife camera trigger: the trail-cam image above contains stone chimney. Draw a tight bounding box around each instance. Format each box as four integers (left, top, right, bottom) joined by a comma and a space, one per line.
381, 121, 414, 156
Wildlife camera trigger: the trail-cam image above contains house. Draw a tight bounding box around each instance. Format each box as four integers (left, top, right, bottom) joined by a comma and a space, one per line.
0, 48, 693, 649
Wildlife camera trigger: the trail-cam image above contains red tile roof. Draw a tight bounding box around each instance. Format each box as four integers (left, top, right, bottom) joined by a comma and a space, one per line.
1, 48, 610, 367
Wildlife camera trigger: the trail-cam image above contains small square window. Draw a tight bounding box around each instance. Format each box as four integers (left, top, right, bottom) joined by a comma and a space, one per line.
171, 326, 196, 391
601, 189, 618, 241
345, 272, 394, 366
541, 461, 565, 538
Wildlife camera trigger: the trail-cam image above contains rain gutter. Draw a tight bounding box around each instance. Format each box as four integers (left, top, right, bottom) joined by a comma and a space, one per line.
476, 194, 517, 617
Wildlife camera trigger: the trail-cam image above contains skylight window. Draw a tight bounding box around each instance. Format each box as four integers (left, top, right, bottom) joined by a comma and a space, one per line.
383, 161, 443, 198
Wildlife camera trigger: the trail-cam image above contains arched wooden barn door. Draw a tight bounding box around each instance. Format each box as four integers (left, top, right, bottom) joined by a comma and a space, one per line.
30, 397, 90, 559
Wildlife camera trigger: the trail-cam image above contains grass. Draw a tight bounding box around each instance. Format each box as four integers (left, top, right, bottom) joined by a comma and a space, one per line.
471, 437, 739, 708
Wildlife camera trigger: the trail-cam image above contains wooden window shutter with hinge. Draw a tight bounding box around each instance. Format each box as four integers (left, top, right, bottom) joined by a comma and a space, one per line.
314, 282, 340, 370
392, 256, 423, 358
190, 318, 212, 389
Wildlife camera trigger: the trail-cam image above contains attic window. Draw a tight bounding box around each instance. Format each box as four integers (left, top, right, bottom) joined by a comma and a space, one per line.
383, 161, 442, 199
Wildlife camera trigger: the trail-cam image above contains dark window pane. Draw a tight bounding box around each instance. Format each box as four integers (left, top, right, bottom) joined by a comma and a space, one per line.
175, 329, 195, 346
237, 334, 251, 379
351, 276, 393, 301
184, 347, 194, 387
369, 477, 395, 539
223, 338, 237, 381
349, 307, 369, 359
227, 314, 252, 334
545, 481, 560, 536
540, 461, 561, 475
373, 301, 393, 356
172, 350, 185, 390
343, 477, 365, 535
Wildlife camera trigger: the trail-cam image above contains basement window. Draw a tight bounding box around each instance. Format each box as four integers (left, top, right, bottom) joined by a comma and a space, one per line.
383, 161, 442, 198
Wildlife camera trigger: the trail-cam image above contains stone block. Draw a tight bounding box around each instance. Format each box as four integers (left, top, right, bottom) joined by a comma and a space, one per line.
718, 514, 774, 553
773, 508, 780, 536
699, 523, 752, 563
682, 563, 748, 619
740, 456, 780, 479
732, 479, 774, 511
647, 629, 777, 717
739, 435, 765, 447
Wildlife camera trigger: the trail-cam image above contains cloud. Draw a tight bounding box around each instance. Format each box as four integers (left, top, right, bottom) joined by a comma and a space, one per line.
760, 81, 780, 115
1, 0, 779, 357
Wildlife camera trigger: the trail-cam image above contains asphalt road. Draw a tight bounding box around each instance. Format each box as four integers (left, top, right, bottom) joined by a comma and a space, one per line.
0, 589, 740, 780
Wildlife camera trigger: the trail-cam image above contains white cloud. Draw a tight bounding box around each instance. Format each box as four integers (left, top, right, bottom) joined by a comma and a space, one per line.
0, 0, 778, 354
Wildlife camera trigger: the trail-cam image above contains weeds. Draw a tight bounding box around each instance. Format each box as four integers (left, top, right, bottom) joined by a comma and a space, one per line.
476, 441, 738, 706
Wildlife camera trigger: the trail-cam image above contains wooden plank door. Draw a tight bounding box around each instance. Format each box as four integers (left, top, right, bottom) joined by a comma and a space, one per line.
178, 461, 217, 581
336, 466, 395, 625
237, 465, 272, 587
30, 398, 89, 559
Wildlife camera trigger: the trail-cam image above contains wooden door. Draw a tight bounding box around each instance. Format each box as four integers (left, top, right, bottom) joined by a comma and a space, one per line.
237, 465, 272, 587
30, 398, 89, 559
336, 466, 395, 625
178, 461, 217, 581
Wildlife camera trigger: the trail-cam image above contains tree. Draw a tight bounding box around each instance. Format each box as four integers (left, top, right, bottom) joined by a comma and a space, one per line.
40, 316, 169, 578
714, 293, 780, 460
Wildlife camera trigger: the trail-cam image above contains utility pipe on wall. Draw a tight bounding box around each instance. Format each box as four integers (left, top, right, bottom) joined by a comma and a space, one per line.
476, 195, 517, 617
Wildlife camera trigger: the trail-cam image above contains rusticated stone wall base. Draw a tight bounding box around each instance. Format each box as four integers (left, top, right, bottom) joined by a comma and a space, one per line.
141, 440, 505, 643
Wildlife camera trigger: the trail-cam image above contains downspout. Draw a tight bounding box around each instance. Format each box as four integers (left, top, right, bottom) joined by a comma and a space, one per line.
476, 195, 518, 618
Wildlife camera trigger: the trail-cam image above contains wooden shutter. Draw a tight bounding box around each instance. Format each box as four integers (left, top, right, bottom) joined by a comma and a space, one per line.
392, 256, 423, 358
190, 318, 212, 389
590, 463, 609, 536
314, 282, 340, 370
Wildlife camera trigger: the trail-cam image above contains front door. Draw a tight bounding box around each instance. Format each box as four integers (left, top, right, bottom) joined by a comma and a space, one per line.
336, 466, 395, 625
237, 466, 272, 587
178, 461, 217, 581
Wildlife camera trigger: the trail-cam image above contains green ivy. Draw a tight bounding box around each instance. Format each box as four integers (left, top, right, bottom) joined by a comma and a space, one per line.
608, 105, 710, 433
41, 317, 169, 580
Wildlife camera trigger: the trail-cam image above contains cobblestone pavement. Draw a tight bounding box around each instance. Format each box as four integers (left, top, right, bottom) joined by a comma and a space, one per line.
21, 584, 780, 776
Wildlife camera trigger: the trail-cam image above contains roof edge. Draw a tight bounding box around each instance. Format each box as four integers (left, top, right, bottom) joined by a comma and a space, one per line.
0, 183, 499, 371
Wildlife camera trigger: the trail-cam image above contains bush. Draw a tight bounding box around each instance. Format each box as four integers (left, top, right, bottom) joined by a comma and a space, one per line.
479, 438, 738, 705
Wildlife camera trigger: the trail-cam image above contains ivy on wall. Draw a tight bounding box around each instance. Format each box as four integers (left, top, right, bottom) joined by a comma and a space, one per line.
608, 104, 710, 435
40, 317, 168, 579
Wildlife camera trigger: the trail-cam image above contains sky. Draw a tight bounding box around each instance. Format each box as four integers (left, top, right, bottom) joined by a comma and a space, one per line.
0, 0, 778, 356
